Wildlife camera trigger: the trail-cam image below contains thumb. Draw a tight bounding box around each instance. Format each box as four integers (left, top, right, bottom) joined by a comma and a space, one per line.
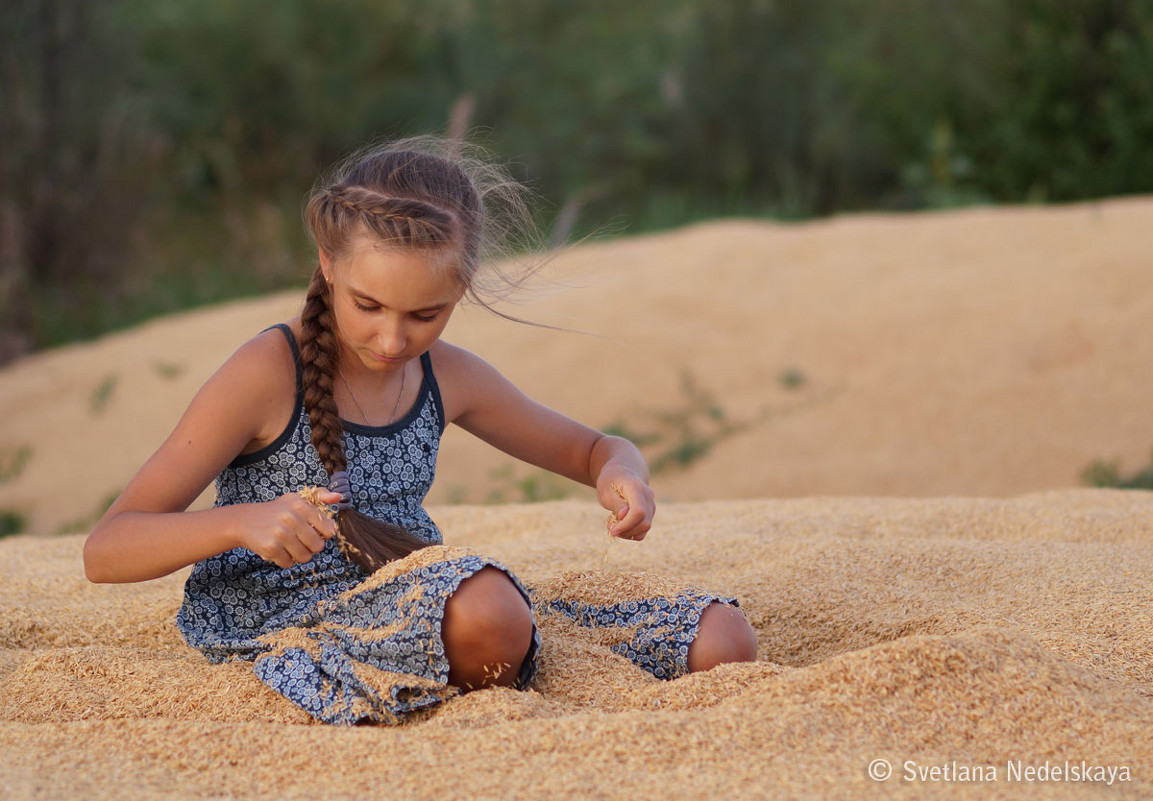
608, 502, 630, 533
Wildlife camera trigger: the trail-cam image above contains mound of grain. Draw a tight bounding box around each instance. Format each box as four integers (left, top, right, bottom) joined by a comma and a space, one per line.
5, 200, 1153, 535
3, 492, 1152, 799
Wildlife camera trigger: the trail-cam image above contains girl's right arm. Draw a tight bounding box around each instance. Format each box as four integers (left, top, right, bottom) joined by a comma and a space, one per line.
83, 329, 339, 584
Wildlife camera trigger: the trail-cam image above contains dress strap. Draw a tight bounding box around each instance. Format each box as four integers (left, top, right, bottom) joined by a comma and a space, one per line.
419, 350, 447, 434
263, 323, 303, 395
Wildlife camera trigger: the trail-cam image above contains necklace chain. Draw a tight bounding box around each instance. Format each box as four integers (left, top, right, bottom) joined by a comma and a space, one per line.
339, 365, 407, 426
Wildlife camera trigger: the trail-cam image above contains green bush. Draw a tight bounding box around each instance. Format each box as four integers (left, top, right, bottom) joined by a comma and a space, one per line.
4, 0, 1153, 358
1082, 454, 1153, 491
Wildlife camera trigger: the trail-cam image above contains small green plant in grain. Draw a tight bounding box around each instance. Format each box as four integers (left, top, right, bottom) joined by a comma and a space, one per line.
0, 445, 32, 484
90, 374, 119, 414
0, 509, 27, 538
153, 361, 185, 380
55, 491, 121, 535
606, 372, 745, 476
1081, 452, 1153, 491
779, 369, 807, 390
481, 464, 573, 504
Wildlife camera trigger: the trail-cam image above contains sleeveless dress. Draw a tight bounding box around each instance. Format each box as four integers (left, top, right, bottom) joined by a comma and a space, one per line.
177, 324, 738, 725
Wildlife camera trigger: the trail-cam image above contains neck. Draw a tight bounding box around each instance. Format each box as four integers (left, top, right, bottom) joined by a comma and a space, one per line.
337, 358, 411, 426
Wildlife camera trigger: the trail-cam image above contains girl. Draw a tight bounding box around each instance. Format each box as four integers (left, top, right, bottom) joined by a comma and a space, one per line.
84, 137, 757, 725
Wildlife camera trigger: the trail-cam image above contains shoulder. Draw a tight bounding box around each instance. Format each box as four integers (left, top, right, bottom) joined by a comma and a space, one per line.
220, 324, 298, 390
199, 323, 299, 447
426, 340, 511, 425
428, 338, 486, 375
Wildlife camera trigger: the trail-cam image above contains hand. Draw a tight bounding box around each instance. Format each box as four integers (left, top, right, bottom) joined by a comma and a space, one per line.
233, 489, 343, 569
598, 474, 655, 541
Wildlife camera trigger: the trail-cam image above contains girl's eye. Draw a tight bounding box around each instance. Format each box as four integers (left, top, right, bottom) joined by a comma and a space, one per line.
412, 312, 439, 323
353, 301, 378, 312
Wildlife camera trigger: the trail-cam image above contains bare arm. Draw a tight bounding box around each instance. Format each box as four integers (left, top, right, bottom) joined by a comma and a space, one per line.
434, 343, 655, 539
83, 330, 340, 583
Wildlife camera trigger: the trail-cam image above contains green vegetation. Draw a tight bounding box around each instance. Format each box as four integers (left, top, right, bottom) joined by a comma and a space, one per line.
4, 0, 1153, 360
1082, 454, 1153, 491
450, 367, 836, 504
484, 465, 576, 505
779, 369, 807, 391
0, 509, 27, 538
54, 491, 121, 536
604, 372, 746, 477
153, 361, 186, 380
0, 444, 32, 484
90, 374, 119, 414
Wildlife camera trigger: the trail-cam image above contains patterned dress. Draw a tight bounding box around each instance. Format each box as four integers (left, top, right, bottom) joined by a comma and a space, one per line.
177, 324, 736, 725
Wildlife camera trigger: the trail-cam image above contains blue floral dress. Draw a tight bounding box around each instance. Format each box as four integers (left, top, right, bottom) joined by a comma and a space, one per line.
176, 325, 737, 725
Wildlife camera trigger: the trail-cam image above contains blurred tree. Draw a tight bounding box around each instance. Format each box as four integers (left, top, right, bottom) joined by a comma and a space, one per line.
0, 0, 153, 359
4, 0, 1153, 359
965, 0, 1153, 201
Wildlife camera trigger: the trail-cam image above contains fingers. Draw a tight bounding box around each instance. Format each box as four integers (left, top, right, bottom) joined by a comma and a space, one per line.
610, 504, 651, 541
249, 492, 338, 568
313, 489, 345, 507
308, 504, 338, 542
604, 478, 655, 541
265, 524, 326, 569
281, 533, 320, 566
292, 489, 340, 541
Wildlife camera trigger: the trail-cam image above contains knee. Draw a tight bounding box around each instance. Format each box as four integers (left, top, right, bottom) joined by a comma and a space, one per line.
687, 602, 758, 673
442, 567, 534, 690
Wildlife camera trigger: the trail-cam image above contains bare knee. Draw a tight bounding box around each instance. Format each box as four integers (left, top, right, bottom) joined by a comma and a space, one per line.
442, 567, 534, 690
687, 602, 758, 673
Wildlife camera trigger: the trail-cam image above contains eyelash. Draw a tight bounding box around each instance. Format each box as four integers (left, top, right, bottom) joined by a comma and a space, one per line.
353, 300, 438, 323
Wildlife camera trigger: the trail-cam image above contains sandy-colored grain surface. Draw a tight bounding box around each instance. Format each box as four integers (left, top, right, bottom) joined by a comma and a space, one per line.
2, 200, 1153, 798
3, 493, 1152, 798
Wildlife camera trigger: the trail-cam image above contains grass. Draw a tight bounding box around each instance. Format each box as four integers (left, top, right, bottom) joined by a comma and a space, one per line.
153, 361, 186, 380
0, 509, 26, 539
450, 366, 838, 505
54, 491, 121, 536
1081, 453, 1153, 491
483, 465, 576, 504
0, 444, 32, 484
779, 368, 807, 390
604, 372, 747, 478
90, 374, 119, 414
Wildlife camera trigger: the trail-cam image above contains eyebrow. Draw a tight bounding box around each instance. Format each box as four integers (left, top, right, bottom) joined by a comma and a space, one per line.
349, 287, 452, 314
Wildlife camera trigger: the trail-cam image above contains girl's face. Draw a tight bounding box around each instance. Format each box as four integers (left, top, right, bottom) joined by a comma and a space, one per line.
321, 236, 464, 374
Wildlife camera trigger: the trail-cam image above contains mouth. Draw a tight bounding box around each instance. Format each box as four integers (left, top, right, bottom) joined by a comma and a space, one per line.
369, 352, 404, 364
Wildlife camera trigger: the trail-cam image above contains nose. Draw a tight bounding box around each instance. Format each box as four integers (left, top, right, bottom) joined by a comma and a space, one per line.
376, 314, 407, 356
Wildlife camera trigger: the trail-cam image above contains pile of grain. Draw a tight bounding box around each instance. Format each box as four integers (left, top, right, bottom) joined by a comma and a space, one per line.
4, 199, 1153, 535
3, 492, 1151, 798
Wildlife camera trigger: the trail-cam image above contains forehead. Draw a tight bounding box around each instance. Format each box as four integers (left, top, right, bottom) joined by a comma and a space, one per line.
337, 237, 463, 306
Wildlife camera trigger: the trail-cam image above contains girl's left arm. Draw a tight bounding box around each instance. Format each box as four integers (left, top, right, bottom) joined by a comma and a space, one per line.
435, 343, 654, 540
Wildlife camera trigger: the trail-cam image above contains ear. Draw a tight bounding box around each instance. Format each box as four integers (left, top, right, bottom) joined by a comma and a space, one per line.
318, 250, 334, 284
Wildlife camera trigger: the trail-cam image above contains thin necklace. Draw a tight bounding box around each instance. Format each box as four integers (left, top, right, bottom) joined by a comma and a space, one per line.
339, 365, 407, 426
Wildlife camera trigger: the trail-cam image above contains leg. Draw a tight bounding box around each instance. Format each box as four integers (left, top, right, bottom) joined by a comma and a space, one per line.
687, 602, 758, 673
442, 566, 535, 690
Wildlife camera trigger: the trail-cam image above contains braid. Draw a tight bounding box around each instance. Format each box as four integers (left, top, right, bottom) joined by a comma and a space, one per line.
295, 138, 547, 569
325, 187, 456, 250
299, 267, 346, 475
297, 265, 428, 573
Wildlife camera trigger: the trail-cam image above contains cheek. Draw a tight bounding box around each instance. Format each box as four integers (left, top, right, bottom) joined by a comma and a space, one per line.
411, 320, 450, 347
334, 304, 372, 341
